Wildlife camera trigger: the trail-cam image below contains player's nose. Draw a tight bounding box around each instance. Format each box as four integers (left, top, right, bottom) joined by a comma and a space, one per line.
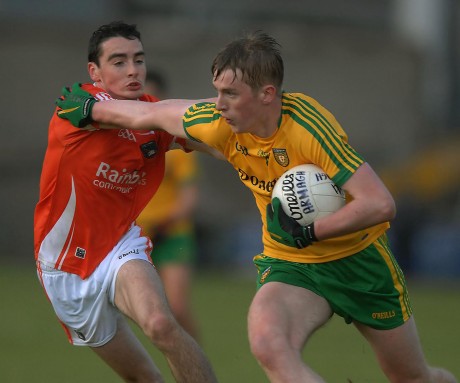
215, 95, 226, 111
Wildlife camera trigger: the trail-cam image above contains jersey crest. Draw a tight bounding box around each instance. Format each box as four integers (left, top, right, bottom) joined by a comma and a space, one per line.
272, 148, 289, 167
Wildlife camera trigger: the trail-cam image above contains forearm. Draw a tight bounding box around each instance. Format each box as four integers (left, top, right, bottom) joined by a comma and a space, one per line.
92, 100, 157, 130
313, 163, 396, 240
92, 98, 215, 138
313, 196, 395, 240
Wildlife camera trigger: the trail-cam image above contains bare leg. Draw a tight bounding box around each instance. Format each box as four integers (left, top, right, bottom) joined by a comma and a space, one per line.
115, 259, 217, 383
92, 316, 164, 382
248, 282, 333, 383
355, 316, 457, 383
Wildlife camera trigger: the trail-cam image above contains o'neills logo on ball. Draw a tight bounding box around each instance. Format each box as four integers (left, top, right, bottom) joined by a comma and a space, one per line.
281, 171, 315, 220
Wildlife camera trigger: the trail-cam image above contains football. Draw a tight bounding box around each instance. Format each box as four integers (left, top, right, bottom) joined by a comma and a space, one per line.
271, 164, 346, 226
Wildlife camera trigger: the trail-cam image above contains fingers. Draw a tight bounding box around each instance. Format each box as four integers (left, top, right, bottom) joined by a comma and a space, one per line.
61, 85, 71, 95
60, 83, 81, 98
272, 197, 287, 219
57, 85, 72, 106
71, 82, 82, 92
266, 203, 274, 220
56, 83, 77, 105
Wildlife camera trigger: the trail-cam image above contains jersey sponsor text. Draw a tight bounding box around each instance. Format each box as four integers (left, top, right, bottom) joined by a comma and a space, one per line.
238, 168, 277, 192
93, 162, 147, 194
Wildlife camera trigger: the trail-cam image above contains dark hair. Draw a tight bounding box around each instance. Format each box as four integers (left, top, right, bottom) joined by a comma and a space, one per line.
88, 21, 141, 65
211, 31, 284, 93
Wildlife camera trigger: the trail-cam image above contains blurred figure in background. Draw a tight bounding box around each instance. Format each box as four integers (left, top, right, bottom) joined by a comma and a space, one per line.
145, 69, 169, 99
140, 70, 201, 339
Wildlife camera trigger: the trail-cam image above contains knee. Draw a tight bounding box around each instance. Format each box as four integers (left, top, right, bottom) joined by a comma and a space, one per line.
141, 311, 181, 349
249, 325, 284, 368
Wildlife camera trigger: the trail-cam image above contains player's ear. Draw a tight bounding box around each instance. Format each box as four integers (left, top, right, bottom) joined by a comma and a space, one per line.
88, 62, 100, 82
261, 85, 276, 104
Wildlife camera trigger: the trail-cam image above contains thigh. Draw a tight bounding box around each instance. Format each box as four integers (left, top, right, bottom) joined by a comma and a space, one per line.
91, 315, 162, 381
248, 281, 332, 349
114, 258, 171, 325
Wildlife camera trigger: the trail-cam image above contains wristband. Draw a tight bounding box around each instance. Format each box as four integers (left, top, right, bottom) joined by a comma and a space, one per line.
304, 223, 318, 242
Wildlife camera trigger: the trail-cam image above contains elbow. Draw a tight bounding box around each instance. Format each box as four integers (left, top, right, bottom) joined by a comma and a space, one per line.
380, 195, 396, 222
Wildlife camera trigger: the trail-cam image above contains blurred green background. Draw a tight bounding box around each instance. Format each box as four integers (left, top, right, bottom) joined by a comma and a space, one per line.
2, 262, 458, 383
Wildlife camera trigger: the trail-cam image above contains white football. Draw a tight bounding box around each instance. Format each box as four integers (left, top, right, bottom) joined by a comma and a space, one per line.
272, 164, 346, 226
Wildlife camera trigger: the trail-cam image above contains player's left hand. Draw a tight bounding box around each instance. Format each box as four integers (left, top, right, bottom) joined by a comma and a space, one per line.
266, 197, 317, 249
55, 82, 97, 128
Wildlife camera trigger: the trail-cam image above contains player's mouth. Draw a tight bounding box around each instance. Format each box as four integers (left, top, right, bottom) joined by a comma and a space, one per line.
127, 81, 142, 91
222, 115, 233, 125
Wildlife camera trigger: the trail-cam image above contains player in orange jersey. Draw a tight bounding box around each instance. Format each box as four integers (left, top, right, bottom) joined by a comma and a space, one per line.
34, 21, 217, 383
56, 31, 456, 383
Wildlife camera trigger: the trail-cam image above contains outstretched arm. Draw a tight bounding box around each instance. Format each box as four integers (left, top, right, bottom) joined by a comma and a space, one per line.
56, 83, 215, 139
93, 98, 211, 138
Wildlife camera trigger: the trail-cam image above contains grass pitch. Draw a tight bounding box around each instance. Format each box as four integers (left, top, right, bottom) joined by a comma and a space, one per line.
1, 262, 458, 382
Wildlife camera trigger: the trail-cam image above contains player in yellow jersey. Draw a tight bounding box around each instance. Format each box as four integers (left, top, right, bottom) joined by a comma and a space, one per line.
135, 71, 201, 340
56, 31, 456, 383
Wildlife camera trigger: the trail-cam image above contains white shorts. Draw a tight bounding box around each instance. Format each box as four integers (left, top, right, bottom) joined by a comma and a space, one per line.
37, 224, 153, 347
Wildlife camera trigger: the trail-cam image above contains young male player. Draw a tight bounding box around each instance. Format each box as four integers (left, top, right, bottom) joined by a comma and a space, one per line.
34, 21, 217, 382
56, 31, 457, 383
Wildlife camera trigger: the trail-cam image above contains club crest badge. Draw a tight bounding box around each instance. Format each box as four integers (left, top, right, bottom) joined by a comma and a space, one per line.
272, 148, 289, 167
140, 141, 158, 158
75, 247, 86, 259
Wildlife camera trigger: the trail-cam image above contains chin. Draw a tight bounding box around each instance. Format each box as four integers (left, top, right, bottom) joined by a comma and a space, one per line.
118, 91, 143, 100
233, 126, 251, 134
230, 125, 242, 133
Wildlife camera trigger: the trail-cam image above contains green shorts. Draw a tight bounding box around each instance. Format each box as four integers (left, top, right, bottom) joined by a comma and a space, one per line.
151, 232, 196, 267
253, 235, 412, 330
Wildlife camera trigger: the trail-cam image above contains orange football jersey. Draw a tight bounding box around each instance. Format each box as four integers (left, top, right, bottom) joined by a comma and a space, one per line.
34, 83, 186, 278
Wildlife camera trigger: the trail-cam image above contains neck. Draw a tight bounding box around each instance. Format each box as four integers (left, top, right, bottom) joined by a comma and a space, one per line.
252, 97, 282, 138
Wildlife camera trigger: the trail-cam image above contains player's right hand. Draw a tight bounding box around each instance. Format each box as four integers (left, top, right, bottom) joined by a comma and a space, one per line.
266, 197, 317, 249
55, 83, 97, 128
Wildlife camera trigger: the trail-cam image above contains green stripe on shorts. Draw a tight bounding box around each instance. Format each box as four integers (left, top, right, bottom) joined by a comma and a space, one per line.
253, 234, 412, 330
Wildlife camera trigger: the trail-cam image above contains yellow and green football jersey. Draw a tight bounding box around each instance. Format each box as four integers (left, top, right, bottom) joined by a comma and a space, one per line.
183, 92, 389, 263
